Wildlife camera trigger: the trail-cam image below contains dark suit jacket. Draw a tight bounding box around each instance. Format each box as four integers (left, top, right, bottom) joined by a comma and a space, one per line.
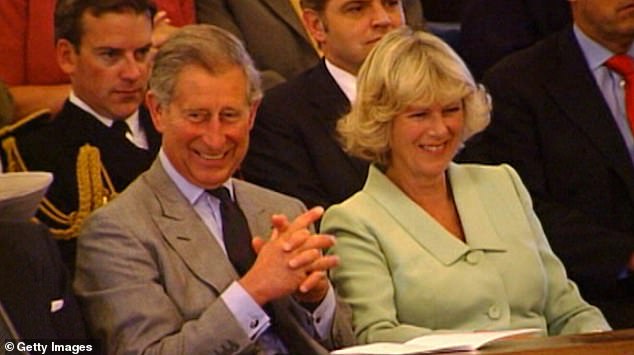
241, 60, 369, 211
1, 100, 161, 271
0, 222, 87, 340
196, 0, 425, 87
460, 0, 571, 79
457, 27, 634, 328
74, 159, 354, 354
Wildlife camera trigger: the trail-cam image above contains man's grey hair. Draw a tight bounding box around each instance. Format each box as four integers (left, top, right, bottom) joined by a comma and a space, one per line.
149, 24, 262, 106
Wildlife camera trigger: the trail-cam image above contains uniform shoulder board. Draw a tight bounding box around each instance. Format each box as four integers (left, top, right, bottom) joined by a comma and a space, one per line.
0, 109, 52, 139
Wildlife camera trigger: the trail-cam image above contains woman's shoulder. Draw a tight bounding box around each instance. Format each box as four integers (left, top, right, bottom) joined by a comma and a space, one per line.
451, 162, 521, 183
321, 190, 382, 230
451, 162, 528, 198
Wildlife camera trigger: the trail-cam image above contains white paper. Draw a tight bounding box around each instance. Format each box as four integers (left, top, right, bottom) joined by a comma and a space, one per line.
331, 328, 541, 355
332, 343, 429, 355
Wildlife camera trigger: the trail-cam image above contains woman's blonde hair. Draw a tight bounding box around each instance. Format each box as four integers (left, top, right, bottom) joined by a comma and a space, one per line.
337, 27, 490, 165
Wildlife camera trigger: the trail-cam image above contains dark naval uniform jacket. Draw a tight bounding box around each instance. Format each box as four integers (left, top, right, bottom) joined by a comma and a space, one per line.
0, 100, 161, 271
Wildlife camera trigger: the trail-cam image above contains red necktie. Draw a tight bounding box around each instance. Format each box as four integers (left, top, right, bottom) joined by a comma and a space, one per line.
605, 54, 634, 135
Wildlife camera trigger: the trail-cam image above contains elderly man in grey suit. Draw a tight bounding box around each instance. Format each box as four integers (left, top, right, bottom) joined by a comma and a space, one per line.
74, 24, 354, 355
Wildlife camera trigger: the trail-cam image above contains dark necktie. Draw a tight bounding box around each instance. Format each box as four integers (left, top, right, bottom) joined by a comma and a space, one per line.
110, 120, 130, 139
208, 187, 256, 276
605, 54, 634, 136
209, 189, 294, 352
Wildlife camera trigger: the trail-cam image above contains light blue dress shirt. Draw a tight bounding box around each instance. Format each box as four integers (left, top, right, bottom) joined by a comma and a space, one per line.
574, 25, 634, 164
158, 150, 335, 354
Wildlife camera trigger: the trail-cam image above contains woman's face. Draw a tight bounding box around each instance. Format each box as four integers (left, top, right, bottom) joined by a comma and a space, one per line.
387, 99, 465, 184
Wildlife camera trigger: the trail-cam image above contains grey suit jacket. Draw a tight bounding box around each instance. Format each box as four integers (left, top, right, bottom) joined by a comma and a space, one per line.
74, 159, 353, 354
196, 0, 425, 87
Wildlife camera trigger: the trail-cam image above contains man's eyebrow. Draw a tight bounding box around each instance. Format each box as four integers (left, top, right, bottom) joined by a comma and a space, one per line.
93, 46, 121, 52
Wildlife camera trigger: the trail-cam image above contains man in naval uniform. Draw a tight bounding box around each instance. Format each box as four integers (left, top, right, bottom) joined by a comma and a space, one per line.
0, 0, 160, 272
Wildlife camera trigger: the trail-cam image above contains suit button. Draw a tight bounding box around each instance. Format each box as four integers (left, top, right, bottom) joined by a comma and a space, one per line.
488, 305, 501, 319
249, 319, 259, 329
465, 250, 483, 265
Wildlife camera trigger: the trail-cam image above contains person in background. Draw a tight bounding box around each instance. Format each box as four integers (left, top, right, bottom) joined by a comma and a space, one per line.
0, 222, 88, 342
241, 0, 407, 213
0, 80, 13, 127
196, 0, 425, 89
0, 0, 162, 273
459, 0, 571, 80
74, 24, 354, 354
0, 172, 87, 342
457, 0, 634, 328
322, 28, 610, 344
0, 0, 194, 122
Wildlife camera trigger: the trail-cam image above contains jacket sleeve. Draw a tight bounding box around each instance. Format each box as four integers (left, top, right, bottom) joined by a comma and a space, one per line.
502, 165, 611, 334
74, 208, 256, 355
322, 201, 437, 344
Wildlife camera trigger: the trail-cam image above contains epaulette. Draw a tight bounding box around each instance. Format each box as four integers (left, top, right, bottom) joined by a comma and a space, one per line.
41, 144, 118, 239
1, 110, 118, 239
0, 109, 52, 139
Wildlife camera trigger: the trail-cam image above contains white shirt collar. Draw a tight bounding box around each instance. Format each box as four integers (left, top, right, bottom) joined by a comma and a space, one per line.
325, 59, 357, 103
69, 91, 141, 136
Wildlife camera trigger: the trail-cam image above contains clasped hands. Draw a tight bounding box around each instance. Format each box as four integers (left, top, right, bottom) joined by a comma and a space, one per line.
239, 206, 338, 307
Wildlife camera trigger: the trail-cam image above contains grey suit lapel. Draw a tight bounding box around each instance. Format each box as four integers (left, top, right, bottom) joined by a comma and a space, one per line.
233, 179, 272, 238
144, 160, 237, 292
261, 0, 312, 42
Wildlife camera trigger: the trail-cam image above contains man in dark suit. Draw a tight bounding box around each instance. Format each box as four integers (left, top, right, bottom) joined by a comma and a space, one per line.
196, 0, 425, 89
0, 221, 87, 341
457, 0, 634, 328
74, 25, 353, 354
241, 0, 407, 211
459, 0, 571, 80
0, 0, 160, 271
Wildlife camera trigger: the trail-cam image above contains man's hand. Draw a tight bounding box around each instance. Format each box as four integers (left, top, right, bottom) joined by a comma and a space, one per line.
150, 11, 179, 58
240, 207, 338, 306
268, 211, 337, 305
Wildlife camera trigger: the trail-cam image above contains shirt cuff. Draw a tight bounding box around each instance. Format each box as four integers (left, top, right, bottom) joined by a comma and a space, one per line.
293, 285, 336, 340
221, 281, 271, 340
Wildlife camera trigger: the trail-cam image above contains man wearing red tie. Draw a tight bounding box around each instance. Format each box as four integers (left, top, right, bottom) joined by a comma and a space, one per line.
457, 0, 634, 328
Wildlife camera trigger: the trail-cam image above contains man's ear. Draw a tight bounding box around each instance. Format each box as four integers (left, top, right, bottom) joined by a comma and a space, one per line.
302, 9, 327, 44
247, 99, 261, 130
56, 39, 78, 75
145, 90, 165, 133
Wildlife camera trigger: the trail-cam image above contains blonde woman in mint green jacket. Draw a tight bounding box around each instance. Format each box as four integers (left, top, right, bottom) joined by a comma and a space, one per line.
321, 28, 610, 345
